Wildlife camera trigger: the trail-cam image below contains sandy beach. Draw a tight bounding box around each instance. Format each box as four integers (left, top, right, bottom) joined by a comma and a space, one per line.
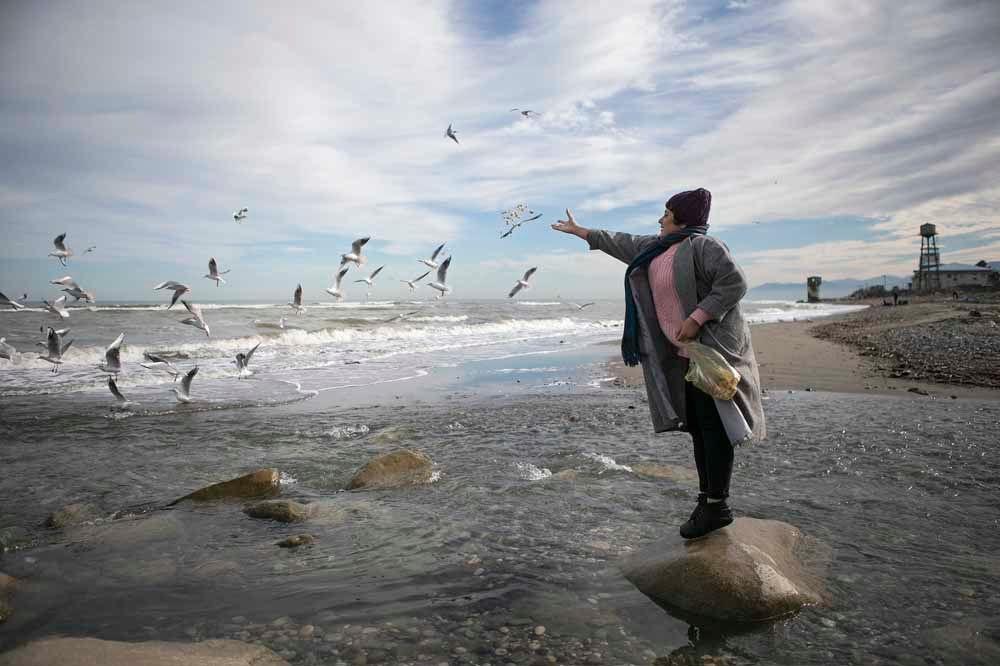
608, 298, 1000, 401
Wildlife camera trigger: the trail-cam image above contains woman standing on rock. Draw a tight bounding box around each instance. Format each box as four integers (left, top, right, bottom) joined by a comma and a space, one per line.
552, 188, 765, 538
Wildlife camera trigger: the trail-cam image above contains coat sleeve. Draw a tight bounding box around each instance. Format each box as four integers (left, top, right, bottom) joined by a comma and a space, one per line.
693, 237, 747, 320
586, 230, 660, 265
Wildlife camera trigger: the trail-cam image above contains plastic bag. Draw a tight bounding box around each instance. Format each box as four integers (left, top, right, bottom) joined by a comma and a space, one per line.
684, 341, 741, 400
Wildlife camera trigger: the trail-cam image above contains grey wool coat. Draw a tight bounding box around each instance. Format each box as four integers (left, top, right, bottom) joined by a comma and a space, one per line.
588, 230, 766, 443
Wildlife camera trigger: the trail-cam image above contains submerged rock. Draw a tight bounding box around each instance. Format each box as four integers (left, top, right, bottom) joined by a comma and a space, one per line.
631, 463, 699, 486
277, 534, 316, 548
170, 469, 281, 505
244, 500, 313, 523
621, 518, 825, 622
0, 637, 288, 665
0, 527, 29, 552
346, 449, 433, 490
44, 503, 99, 529
0, 572, 14, 623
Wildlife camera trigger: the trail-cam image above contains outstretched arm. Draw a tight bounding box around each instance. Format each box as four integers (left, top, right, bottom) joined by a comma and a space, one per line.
551, 209, 659, 265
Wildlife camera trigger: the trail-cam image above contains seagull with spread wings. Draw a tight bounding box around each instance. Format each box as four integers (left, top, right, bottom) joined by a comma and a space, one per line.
419, 242, 447, 269
340, 236, 370, 269
140, 352, 181, 381
204, 257, 230, 286
0, 291, 25, 311
38, 326, 73, 373
325, 267, 350, 300
173, 366, 199, 403
401, 270, 430, 291
289, 284, 305, 314
427, 256, 453, 299
235, 342, 261, 379
99, 332, 125, 376
42, 295, 70, 319
179, 300, 211, 337
508, 267, 538, 298
445, 123, 459, 144
48, 233, 73, 266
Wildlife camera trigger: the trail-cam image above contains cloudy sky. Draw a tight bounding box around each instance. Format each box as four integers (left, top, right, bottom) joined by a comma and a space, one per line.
1, 0, 998, 302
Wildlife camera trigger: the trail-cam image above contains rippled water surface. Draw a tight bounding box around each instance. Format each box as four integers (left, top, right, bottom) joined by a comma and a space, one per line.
3, 375, 999, 664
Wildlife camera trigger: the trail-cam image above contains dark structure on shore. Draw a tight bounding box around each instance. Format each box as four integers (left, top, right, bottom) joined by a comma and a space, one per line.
914, 223, 941, 292
806, 276, 822, 302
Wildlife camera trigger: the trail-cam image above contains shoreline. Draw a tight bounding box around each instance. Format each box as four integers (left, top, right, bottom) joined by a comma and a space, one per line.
606, 299, 1000, 401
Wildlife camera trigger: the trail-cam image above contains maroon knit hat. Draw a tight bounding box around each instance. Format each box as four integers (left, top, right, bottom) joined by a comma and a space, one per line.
666, 188, 711, 227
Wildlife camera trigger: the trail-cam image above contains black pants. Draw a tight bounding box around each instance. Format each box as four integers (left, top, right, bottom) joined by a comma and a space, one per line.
685, 381, 734, 500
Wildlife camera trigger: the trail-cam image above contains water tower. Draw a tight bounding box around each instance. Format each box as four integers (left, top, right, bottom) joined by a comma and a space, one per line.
916, 223, 941, 291
806, 276, 822, 302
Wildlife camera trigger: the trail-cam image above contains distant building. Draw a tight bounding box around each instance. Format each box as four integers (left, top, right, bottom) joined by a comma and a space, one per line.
913, 262, 999, 289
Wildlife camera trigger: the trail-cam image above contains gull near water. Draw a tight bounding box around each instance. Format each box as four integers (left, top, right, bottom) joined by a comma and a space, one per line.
205, 257, 230, 287
0, 291, 26, 311
427, 256, 452, 299
107, 376, 132, 405
235, 341, 261, 379
42, 295, 70, 319
38, 326, 73, 373
325, 267, 350, 300
99, 332, 125, 376
401, 270, 430, 291
140, 352, 181, 381
289, 284, 305, 314
153, 281, 191, 309
419, 242, 447, 269
173, 366, 198, 403
179, 300, 211, 337
340, 237, 370, 269
48, 233, 73, 266
508, 267, 538, 298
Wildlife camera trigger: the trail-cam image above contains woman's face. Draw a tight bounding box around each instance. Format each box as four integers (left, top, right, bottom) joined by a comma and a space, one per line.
658, 207, 683, 237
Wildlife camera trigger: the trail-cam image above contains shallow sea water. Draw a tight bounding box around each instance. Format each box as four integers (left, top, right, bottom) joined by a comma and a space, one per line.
2, 372, 999, 665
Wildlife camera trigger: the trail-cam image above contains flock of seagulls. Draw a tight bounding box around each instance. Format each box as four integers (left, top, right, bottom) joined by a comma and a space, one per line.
2, 109, 597, 407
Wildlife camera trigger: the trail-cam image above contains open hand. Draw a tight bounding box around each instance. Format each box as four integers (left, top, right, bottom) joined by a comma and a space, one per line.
551, 209, 586, 238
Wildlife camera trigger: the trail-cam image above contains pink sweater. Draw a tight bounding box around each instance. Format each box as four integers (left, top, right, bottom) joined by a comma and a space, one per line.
648, 243, 712, 358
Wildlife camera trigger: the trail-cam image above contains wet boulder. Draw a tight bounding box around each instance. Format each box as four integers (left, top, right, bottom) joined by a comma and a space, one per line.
170, 469, 281, 505
277, 534, 316, 548
621, 518, 825, 622
0, 527, 29, 552
0, 572, 14, 623
346, 449, 433, 490
244, 500, 314, 523
44, 503, 99, 529
0, 637, 288, 665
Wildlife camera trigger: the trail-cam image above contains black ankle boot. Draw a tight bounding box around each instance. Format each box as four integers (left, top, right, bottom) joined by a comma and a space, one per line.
685, 493, 707, 523
679, 498, 733, 539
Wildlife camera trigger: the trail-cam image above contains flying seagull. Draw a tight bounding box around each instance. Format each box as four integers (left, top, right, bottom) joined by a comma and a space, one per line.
340, 236, 370, 269
508, 267, 538, 298
173, 366, 199, 403
235, 342, 261, 379
233, 207, 249, 223
99, 332, 125, 375
63, 286, 95, 303
325, 267, 350, 300
400, 270, 431, 291
42, 295, 70, 319
570, 302, 596, 310
38, 326, 73, 373
0, 291, 25, 311
107, 376, 132, 405
50, 276, 80, 291
419, 242, 447, 269
445, 123, 459, 144
384, 310, 421, 323
354, 265, 385, 288
289, 284, 305, 314
427, 256, 452, 299
48, 233, 73, 266
510, 108, 538, 117
84, 245, 97, 254
180, 300, 211, 337
140, 352, 181, 381
204, 257, 230, 287
153, 281, 191, 308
